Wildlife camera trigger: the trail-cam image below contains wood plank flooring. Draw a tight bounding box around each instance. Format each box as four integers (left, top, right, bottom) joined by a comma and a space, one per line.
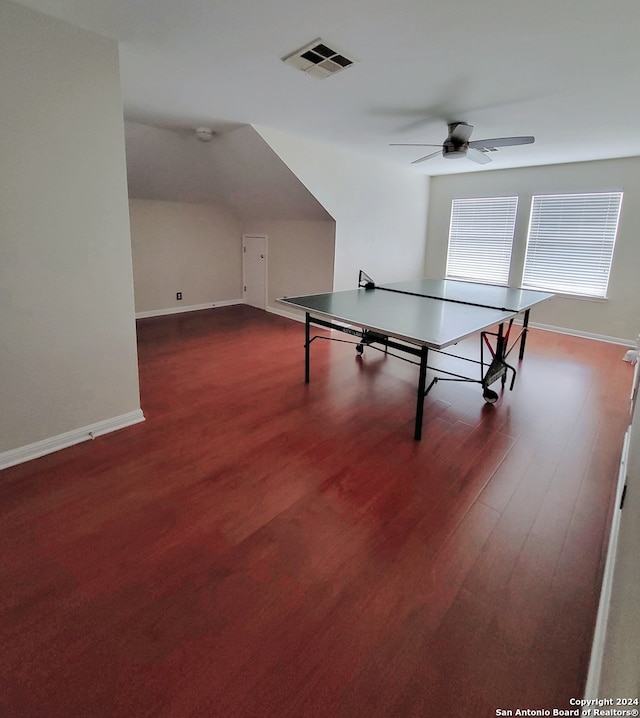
0, 305, 633, 717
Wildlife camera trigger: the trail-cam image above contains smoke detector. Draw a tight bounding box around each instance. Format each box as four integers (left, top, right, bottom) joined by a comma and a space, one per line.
282, 38, 357, 79
195, 127, 214, 142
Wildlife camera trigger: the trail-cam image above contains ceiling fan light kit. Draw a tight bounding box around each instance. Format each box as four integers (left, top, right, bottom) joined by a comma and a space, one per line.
443, 148, 466, 160
195, 127, 214, 142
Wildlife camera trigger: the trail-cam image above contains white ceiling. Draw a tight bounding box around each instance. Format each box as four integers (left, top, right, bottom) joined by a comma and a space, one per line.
14, 0, 640, 176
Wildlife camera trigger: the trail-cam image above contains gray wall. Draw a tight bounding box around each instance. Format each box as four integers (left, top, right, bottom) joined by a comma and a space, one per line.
128, 203, 335, 317
0, 1, 141, 463
129, 199, 243, 314
242, 219, 335, 310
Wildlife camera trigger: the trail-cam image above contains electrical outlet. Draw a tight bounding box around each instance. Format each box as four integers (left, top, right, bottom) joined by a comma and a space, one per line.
176, 292, 182, 300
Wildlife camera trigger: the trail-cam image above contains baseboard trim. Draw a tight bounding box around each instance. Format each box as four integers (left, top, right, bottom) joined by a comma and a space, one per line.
136, 299, 243, 319
267, 305, 305, 323
529, 321, 634, 347
0, 409, 145, 471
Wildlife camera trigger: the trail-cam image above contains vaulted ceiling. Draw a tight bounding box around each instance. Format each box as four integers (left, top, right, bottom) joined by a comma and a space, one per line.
13, 0, 640, 176
124, 122, 333, 220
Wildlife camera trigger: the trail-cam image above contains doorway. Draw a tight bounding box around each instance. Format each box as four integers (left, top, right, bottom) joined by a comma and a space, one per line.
242, 234, 267, 310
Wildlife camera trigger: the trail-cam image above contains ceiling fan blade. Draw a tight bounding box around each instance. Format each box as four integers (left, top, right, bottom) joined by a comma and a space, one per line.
469, 135, 535, 149
411, 150, 442, 165
467, 148, 492, 165
448, 122, 473, 143
389, 143, 442, 147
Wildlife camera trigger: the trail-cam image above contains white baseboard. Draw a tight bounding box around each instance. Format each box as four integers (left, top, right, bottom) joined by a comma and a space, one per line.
0, 409, 145, 471
136, 299, 243, 319
267, 305, 305, 323
529, 321, 635, 347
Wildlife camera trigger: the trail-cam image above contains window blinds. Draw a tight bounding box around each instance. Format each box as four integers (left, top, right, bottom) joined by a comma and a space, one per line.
446, 196, 518, 286
522, 192, 623, 298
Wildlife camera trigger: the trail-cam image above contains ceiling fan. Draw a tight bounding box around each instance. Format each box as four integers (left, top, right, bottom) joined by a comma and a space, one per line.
390, 122, 535, 165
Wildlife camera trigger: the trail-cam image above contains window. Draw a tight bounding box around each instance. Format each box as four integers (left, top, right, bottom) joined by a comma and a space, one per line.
446, 196, 518, 285
522, 192, 623, 298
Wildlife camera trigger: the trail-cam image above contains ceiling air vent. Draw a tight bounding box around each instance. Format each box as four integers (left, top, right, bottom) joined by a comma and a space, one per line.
282, 38, 356, 79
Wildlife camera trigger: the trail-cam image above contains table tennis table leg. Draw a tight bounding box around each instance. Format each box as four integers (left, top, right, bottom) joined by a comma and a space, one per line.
305, 312, 311, 383
496, 322, 504, 361
414, 346, 429, 440
519, 309, 531, 360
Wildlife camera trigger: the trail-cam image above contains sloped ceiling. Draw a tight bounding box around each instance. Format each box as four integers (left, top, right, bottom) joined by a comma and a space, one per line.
12, 0, 640, 177
125, 122, 333, 220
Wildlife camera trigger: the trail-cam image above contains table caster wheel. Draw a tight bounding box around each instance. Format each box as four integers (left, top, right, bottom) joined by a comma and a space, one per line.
483, 388, 499, 404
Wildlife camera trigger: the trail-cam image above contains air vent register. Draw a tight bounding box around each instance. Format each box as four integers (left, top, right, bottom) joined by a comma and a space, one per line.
282, 39, 356, 79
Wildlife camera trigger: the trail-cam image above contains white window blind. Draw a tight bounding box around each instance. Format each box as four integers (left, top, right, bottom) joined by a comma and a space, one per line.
522, 192, 623, 298
446, 196, 518, 285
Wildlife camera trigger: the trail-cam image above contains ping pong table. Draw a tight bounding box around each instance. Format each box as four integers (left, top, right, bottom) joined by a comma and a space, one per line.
278, 272, 553, 440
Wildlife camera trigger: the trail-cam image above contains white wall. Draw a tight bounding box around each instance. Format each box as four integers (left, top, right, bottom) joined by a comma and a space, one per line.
425, 157, 640, 343
129, 203, 334, 317
0, 1, 142, 463
598, 411, 640, 696
255, 126, 430, 291
129, 199, 243, 314
241, 220, 336, 311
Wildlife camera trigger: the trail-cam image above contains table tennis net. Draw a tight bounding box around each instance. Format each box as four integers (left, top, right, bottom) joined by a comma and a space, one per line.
358, 270, 377, 289
357, 270, 514, 312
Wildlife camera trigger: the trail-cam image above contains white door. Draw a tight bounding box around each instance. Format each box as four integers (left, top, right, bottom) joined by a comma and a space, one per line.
242, 235, 267, 310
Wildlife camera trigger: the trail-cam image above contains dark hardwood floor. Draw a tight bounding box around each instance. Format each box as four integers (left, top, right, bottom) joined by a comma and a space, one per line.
0, 305, 633, 717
